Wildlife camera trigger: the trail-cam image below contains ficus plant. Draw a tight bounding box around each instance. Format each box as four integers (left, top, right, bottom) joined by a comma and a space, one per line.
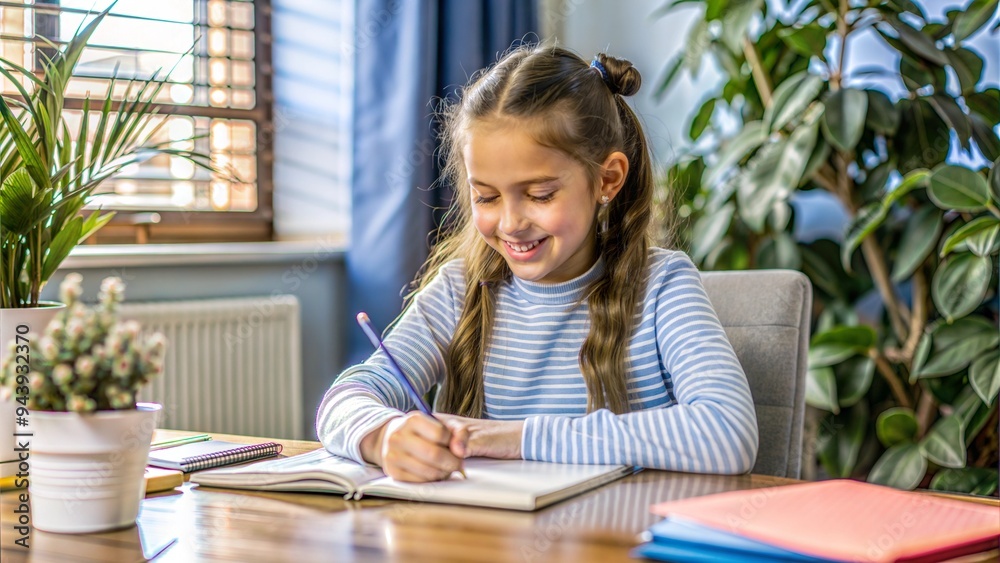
656, 0, 999, 493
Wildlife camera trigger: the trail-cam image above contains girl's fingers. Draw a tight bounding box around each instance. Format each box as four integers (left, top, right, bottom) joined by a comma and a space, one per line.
448, 423, 469, 458
384, 447, 456, 482
409, 413, 453, 446
396, 431, 464, 472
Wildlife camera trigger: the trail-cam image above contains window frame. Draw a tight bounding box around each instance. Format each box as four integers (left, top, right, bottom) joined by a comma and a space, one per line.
3, 0, 275, 243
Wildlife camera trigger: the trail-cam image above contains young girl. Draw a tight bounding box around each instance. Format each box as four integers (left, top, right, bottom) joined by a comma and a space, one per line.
317, 45, 759, 483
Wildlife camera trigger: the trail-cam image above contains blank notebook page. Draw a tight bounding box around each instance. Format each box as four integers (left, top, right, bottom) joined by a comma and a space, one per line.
651, 479, 1000, 563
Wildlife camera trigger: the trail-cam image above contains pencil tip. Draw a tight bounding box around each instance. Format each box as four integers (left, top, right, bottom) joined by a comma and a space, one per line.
357, 312, 368, 323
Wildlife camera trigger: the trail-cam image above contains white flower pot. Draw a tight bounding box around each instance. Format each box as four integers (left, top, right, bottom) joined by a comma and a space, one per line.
0, 302, 65, 479
29, 402, 161, 534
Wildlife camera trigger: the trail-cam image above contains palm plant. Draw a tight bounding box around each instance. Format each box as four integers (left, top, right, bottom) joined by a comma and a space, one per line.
0, 6, 213, 308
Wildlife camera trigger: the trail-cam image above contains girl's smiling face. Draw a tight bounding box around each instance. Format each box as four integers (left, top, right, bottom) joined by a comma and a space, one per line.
464, 122, 626, 284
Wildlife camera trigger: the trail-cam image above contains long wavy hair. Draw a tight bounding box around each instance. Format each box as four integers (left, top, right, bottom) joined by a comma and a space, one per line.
412, 44, 658, 417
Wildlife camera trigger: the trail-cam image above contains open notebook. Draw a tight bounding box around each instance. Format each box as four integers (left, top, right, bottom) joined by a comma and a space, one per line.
189, 448, 636, 511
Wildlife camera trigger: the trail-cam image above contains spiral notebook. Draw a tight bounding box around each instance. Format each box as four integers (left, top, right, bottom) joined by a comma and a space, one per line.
147, 440, 283, 473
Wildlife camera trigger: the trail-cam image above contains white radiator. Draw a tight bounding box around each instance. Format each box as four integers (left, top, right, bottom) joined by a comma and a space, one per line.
121, 295, 303, 440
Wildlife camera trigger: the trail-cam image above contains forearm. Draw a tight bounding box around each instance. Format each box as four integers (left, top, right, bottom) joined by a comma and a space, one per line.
316, 381, 404, 464
464, 418, 524, 459
522, 402, 758, 474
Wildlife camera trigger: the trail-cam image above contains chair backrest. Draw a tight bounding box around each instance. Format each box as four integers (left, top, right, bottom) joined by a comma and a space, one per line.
700, 270, 812, 479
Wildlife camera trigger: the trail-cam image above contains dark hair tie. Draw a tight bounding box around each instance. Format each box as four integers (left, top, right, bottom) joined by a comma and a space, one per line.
590, 59, 610, 87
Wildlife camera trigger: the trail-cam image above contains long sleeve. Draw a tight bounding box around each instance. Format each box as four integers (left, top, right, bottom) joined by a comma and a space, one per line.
520, 254, 759, 474
316, 264, 462, 463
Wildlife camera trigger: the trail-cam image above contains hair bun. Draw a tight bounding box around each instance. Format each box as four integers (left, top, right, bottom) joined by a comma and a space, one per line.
596, 54, 641, 97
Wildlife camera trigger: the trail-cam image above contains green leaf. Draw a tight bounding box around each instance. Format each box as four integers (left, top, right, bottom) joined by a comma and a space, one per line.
970, 114, 1000, 163
883, 168, 932, 209
835, 356, 875, 407
891, 207, 943, 282
966, 223, 1000, 256
806, 366, 839, 413
800, 135, 831, 187
766, 72, 825, 133
703, 122, 767, 188
817, 403, 867, 477
655, 56, 685, 99
928, 165, 990, 211
40, 216, 82, 283
876, 407, 919, 447
896, 98, 951, 173
991, 157, 1000, 202
719, 0, 760, 55
778, 24, 828, 59
689, 203, 734, 264
689, 98, 716, 141
927, 95, 972, 150
809, 343, 857, 369
868, 443, 927, 490
738, 111, 820, 232
945, 47, 984, 95
951, 386, 992, 445
930, 467, 999, 495
685, 19, 710, 77
0, 96, 50, 192
970, 349, 1000, 405
821, 88, 868, 152
0, 168, 41, 235
931, 253, 992, 321
953, 0, 999, 42
910, 331, 932, 380
865, 90, 900, 136
966, 88, 1000, 124
940, 216, 1000, 257
812, 325, 877, 349
842, 203, 888, 272
885, 15, 949, 66
755, 231, 801, 270
920, 415, 966, 468
915, 316, 1000, 379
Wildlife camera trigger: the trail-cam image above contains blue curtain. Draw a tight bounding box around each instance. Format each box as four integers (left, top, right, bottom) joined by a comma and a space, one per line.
347, 0, 538, 365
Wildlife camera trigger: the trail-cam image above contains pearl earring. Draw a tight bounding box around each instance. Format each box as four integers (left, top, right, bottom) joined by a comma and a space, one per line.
601, 195, 610, 204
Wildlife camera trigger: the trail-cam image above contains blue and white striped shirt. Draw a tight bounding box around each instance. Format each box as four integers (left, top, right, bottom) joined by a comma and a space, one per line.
317, 248, 759, 474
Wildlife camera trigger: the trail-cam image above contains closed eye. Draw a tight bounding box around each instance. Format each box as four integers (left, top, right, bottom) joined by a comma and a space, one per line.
530, 192, 555, 203
474, 195, 498, 205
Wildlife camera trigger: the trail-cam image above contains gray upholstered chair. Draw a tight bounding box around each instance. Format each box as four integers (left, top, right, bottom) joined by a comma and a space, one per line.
701, 270, 812, 479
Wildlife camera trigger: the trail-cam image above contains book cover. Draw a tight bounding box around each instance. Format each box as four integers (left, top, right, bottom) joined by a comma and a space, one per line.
147, 440, 283, 473
190, 448, 635, 511
144, 467, 184, 494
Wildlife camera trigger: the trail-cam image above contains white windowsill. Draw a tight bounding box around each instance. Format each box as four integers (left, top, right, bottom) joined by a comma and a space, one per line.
63, 240, 347, 269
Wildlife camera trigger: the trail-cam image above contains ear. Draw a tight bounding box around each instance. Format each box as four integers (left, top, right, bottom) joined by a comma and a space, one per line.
597, 151, 629, 203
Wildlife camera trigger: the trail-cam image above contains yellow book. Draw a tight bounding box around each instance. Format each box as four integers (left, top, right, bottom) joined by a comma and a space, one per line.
145, 466, 184, 494
2, 469, 182, 494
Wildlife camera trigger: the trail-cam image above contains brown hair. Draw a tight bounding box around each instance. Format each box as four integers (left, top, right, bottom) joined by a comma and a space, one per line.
414, 44, 657, 416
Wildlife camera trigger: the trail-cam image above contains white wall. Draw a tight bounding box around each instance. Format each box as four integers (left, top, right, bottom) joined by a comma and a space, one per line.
545, 0, 720, 167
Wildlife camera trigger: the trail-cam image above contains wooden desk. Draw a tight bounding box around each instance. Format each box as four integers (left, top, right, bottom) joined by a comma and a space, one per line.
1, 431, 995, 562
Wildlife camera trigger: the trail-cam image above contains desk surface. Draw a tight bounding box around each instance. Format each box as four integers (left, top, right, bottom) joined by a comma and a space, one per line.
1, 431, 996, 562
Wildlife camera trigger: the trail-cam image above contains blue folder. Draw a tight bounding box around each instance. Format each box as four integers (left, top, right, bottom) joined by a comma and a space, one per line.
631, 517, 842, 563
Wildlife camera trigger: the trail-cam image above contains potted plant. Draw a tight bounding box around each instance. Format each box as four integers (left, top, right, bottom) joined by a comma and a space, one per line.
0, 6, 212, 476
655, 0, 998, 494
0, 273, 166, 533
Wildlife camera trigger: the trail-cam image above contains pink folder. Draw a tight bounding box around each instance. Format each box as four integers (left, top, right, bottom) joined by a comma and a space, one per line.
651, 479, 1000, 563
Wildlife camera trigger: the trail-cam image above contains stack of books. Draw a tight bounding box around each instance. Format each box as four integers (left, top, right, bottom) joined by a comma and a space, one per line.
634, 479, 1000, 563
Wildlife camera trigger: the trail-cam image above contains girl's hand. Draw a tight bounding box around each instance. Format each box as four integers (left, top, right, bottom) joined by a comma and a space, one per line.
434, 414, 524, 460
360, 412, 468, 482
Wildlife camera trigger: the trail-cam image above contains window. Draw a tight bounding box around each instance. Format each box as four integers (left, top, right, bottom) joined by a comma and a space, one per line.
0, 0, 273, 243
